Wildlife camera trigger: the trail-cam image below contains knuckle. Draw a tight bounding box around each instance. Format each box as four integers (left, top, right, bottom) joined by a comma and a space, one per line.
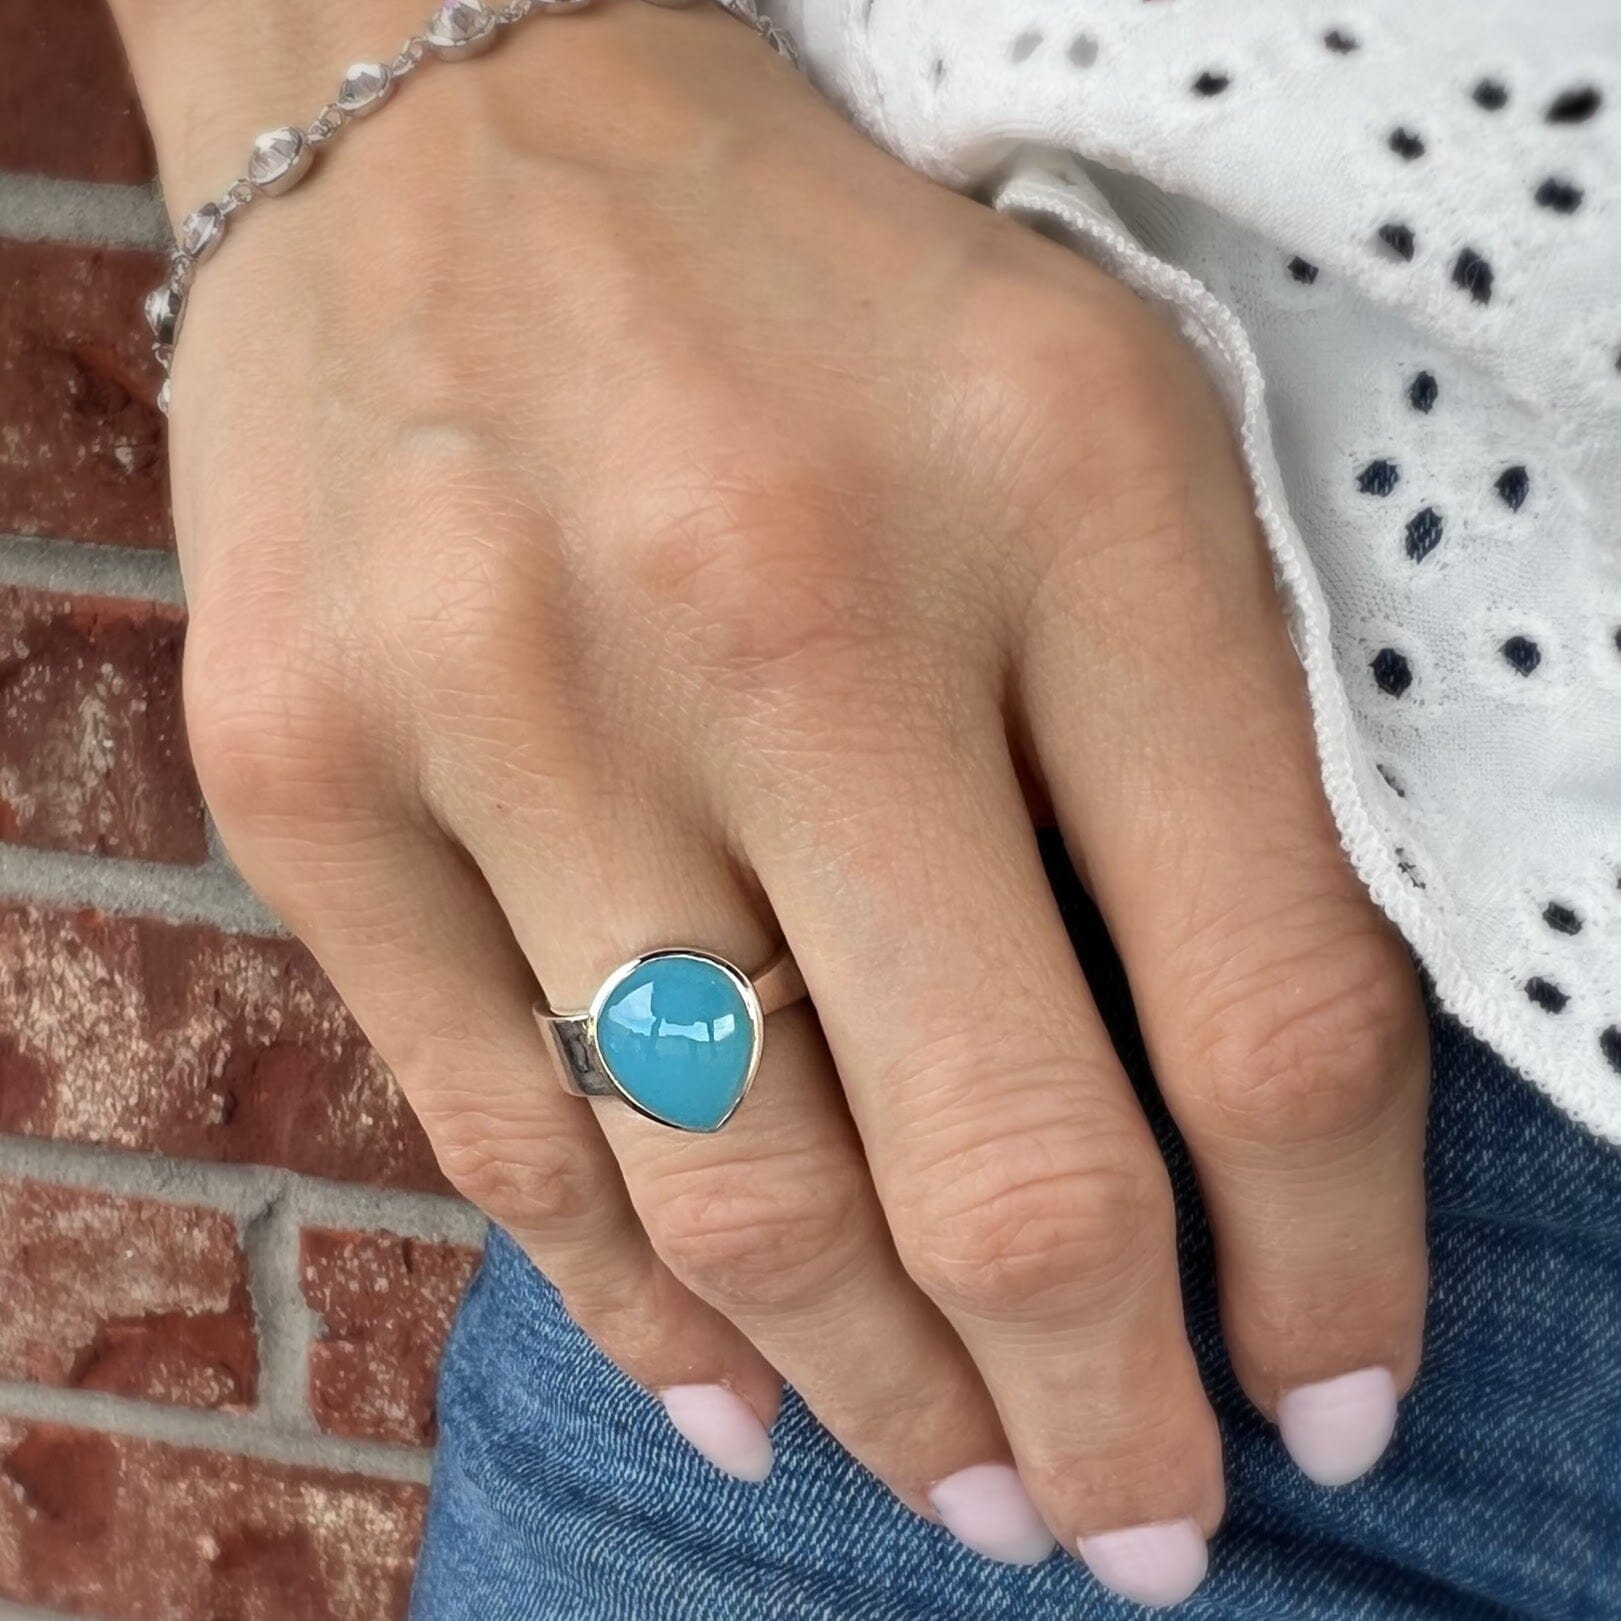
610, 458, 872, 686
951, 266, 1238, 583
977, 281, 1193, 462
434, 1121, 598, 1234
645, 1158, 863, 1311
1185, 916, 1425, 1145
183, 619, 358, 835
1007, 303, 1177, 439
895, 1131, 1172, 1320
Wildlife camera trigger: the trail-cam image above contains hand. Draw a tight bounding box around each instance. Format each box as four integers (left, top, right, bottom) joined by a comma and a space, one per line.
118, 0, 1428, 1602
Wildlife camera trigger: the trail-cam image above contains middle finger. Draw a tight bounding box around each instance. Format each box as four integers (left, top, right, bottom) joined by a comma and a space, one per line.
739, 688, 1224, 1607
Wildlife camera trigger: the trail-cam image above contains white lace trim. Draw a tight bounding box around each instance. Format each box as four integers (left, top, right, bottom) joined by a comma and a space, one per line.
769, 0, 1621, 1139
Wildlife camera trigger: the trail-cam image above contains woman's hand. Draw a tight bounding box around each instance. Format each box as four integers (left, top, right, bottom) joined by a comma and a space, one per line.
118, 0, 1428, 1601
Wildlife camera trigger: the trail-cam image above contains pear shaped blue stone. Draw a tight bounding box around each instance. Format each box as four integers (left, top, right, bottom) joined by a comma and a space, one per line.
594, 953, 757, 1131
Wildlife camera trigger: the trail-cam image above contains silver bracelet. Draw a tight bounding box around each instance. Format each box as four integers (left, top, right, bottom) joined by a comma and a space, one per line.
143, 0, 797, 417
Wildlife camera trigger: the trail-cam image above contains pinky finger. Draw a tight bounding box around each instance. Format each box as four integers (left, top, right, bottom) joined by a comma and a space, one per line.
256, 815, 783, 1482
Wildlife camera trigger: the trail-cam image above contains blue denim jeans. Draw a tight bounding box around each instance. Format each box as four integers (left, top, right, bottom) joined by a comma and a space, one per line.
413, 872, 1621, 1618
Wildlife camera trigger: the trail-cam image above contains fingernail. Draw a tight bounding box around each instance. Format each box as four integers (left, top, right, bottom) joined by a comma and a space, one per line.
929, 1463, 1055, 1565
1079, 1519, 1208, 1608
1278, 1366, 1398, 1487
657, 1384, 774, 1483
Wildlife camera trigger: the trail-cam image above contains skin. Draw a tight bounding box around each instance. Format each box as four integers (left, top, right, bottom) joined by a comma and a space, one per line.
113, 0, 1429, 1574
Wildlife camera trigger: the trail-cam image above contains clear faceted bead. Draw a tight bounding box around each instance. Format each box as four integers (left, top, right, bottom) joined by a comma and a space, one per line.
180, 202, 224, 263
337, 61, 393, 116
156, 377, 172, 418
426, 0, 499, 57
144, 282, 185, 346
247, 126, 313, 194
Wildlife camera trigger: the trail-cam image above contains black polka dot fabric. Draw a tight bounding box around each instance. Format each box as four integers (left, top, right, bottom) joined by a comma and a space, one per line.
1358, 459, 1400, 495
1501, 636, 1541, 676
1452, 248, 1494, 305
1546, 86, 1602, 124
1602, 1028, 1621, 1076
1496, 466, 1530, 510
1404, 507, 1444, 562
1544, 902, 1583, 936
1378, 222, 1416, 261
1527, 977, 1569, 1013
1372, 648, 1414, 695
1535, 177, 1584, 213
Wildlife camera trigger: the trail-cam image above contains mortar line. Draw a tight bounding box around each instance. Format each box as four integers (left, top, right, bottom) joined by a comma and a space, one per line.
0, 1380, 433, 1484
0, 171, 169, 250
0, 842, 281, 933
247, 1192, 326, 1437
0, 532, 184, 605
0, 1132, 484, 1246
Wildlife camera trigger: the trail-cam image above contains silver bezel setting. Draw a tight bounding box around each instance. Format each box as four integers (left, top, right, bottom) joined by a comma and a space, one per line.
247, 126, 315, 195
337, 62, 395, 116
144, 282, 185, 345
425, 0, 500, 58
180, 203, 225, 263
586, 949, 764, 1133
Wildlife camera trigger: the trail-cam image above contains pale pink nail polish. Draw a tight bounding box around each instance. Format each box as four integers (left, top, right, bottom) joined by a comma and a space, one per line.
658, 1385, 774, 1483
1079, 1519, 1208, 1608
1278, 1366, 1398, 1487
929, 1464, 1056, 1565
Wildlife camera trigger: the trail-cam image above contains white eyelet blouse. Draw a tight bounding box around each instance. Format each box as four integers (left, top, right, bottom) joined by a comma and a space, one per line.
768, 0, 1621, 1140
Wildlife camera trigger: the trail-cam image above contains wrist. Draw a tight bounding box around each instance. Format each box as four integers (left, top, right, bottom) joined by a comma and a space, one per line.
110, 0, 415, 208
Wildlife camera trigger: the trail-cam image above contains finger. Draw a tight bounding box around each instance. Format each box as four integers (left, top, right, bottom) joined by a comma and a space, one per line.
453, 786, 1056, 1565
192, 748, 784, 1477
1021, 404, 1428, 1488
739, 696, 1224, 1607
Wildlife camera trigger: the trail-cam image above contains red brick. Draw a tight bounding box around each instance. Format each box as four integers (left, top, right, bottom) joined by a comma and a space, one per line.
0, 1178, 255, 1410
0, 585, 204, 863
301, 1230, 480, 1446
0, 904, 449, 1193
0, 0, 155, 183
0, 236, 172, 547
0, 1421, 423, 1620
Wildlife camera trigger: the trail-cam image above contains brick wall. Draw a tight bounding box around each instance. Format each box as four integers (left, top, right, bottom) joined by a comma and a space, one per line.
0, 6, 485, 1616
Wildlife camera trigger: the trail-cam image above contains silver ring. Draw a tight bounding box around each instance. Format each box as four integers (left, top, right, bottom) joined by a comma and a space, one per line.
534, 947, 807, 1132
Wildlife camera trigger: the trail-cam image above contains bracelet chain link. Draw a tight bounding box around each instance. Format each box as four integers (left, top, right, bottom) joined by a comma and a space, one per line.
144, 0, 797, 416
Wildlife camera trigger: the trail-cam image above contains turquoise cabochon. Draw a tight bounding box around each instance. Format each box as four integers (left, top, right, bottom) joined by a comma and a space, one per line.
593, 953, 759, 1131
